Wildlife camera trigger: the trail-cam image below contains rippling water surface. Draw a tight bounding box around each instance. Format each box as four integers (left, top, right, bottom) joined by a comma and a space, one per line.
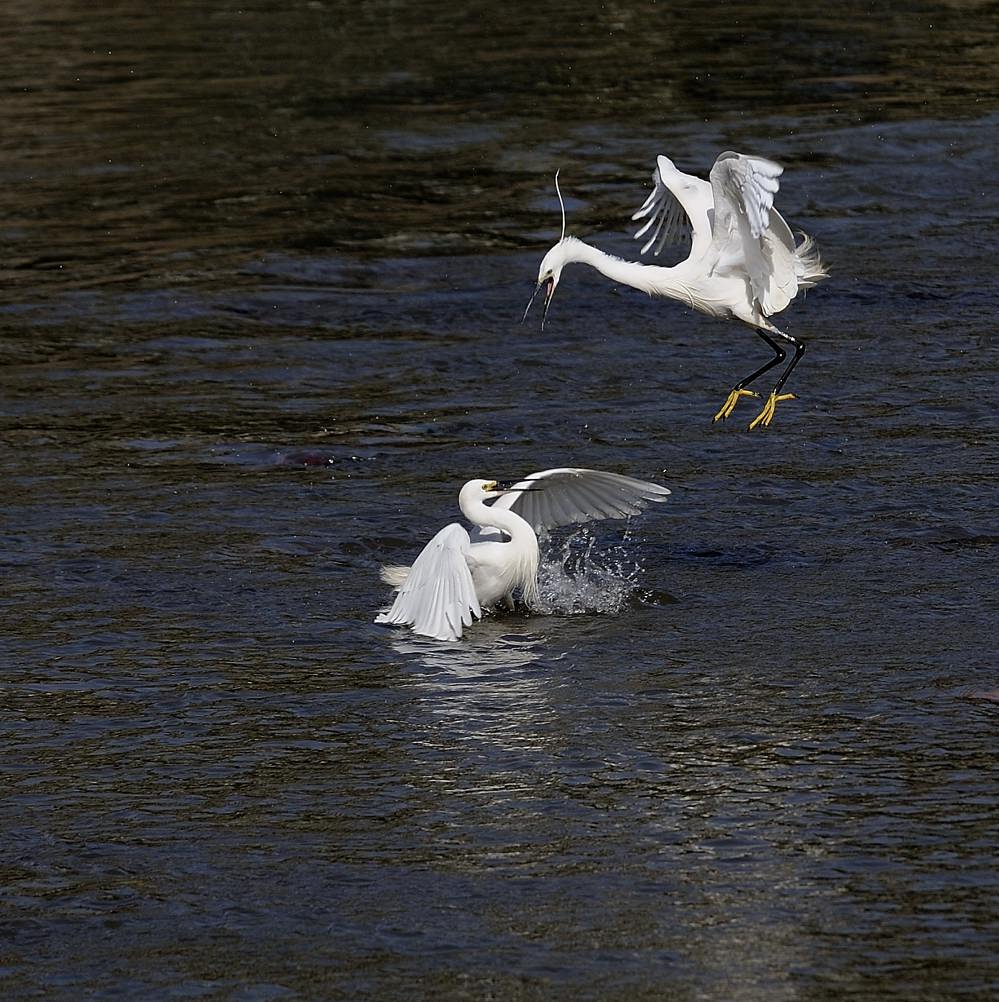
2, 2, 998, 998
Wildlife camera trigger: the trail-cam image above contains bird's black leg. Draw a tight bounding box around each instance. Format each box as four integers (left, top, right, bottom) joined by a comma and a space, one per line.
713, 327, 786, 422
747, 330, 806, 430
770, 332, 805, 397
740, 328, 789, 390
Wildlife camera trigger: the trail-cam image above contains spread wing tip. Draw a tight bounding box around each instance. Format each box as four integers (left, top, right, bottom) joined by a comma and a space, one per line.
644, 485, 671, 501
502, 468, 671, 530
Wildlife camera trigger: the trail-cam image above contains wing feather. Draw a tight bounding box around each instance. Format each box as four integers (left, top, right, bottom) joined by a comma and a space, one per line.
631, 155, 714, 260
709, 151, 783, 241
706, 151, 797, 312
375, 523, 481, 642
491, 468, 670, 532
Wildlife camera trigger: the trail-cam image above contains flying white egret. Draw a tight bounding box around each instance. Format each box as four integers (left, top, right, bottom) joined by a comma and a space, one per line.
526, 153, 828, 429
375, 468, 670, 642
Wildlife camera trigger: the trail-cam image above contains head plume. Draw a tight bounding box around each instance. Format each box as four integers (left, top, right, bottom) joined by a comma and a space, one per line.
522, 168, 572, 328
555, 168, 566, 242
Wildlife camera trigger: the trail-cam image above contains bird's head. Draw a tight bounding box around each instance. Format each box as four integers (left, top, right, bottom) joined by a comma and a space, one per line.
459, 480, 509, 510
466, 479, 504, 502
524, 240, 572, 327
460, 479, 540, 506
523, 169, 576, 328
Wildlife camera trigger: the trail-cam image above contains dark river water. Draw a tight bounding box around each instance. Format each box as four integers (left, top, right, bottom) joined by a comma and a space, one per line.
2, 2, 998, 999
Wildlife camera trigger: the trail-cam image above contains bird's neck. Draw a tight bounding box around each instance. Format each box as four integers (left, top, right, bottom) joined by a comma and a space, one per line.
464, 498, 536, 545
562, 237, 690, 299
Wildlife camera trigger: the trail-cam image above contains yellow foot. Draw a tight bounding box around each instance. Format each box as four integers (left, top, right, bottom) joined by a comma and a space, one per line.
748, 392, 796, 430
713, 388, 759, 422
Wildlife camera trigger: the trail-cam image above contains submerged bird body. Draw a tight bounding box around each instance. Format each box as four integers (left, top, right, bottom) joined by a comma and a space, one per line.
530, 152, 828, 428
376, 468, 670, 642
463, 479, 542, 610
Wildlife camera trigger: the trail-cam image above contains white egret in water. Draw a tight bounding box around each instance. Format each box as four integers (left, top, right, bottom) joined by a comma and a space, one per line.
375, 468, 670, 642
526, 153, 828, 429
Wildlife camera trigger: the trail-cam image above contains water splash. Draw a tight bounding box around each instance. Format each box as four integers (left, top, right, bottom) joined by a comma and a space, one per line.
534, 525, 643, 616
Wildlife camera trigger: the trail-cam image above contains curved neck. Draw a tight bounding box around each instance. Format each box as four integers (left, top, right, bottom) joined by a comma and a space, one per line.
562, 237, 689, 298
461, 495, 535, 543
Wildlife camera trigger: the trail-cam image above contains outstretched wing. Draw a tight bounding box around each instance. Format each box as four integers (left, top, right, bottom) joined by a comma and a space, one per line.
375, 523, 481, 642
706, 151, 788, 310
490, 468, 671, 532
710, 151, 782, 240
631, 155, 714, 259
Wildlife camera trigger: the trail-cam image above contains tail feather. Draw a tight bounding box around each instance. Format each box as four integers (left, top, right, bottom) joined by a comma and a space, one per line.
380, 565, 411, 589
795, 232, 828, 289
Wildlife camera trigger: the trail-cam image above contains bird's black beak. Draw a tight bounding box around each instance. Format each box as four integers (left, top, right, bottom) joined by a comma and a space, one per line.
522, 280, 544, 323
522, 278, 556, 329
494, 481, 543, 494
541, 278, 555, 328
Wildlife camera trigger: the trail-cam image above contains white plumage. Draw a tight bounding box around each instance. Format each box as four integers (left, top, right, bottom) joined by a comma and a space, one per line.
375, 469, 670, 642
528, 150, 828, 429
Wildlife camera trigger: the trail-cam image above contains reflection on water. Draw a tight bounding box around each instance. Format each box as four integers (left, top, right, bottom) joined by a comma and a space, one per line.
392, 630, 548, 678
397, 632, 554, 750
2, 0, 998, 999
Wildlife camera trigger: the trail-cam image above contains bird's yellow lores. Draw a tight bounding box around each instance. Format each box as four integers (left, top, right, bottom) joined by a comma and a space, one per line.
376, 468, 670, 642
527, 152, 828, 429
